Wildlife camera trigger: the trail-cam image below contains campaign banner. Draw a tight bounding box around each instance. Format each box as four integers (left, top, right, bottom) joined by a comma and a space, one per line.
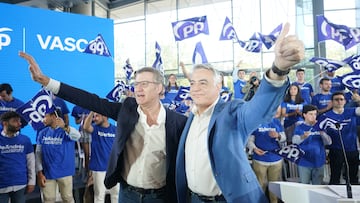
0, 3, 114, 143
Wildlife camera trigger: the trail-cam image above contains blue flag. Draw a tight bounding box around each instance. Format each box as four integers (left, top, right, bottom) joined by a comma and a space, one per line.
258, 23, 283, 49
152, 41, 164, 75
106, 81, 126, 102
339, 70, 360, 90
270, 144, 305, 164
316, 15, 352, 48
174, 86, 191, 102
172, 16, 209, 41
344, 54, 360, 72
83, 34, 112, 57
16, 89, 55, 131
123, 59, 133, 80
242, 33, 262, 53
219, 17, 240, 42
192, 42, 208, 64
345, 27, 360, 49
316, 114, 346, 131
309, 57, 346, 72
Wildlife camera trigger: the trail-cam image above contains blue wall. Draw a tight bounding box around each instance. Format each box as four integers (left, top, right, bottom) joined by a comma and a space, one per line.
0, 3, 114, 143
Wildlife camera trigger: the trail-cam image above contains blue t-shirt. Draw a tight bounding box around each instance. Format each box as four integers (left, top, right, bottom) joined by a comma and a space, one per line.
330, 76, 346, 93
37, 127, 76, 179
323, 108, 358, 151
281, 100, 305, 128
292, 82, 314, 104
293, 123, 327, 168
233, 79, 247, 99
0, 97, 24, 116
311, 93, 331, 112
89, 124, 116, 171
161, 86, 179, 105
251, 118, 284, 162
0, 133, 33, 189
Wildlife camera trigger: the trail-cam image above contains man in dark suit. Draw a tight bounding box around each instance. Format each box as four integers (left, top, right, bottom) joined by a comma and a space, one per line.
19, 52, 187, 203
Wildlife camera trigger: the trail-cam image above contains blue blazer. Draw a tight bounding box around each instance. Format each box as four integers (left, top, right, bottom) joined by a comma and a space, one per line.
176, 77, 289, 203
56, 83, 187, 203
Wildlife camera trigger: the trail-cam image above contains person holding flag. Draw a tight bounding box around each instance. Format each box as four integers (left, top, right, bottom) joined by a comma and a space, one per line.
321, 92, 360, 185
292, 105, 332, 185
247, 107, 286, 203
35, 108, 81, 203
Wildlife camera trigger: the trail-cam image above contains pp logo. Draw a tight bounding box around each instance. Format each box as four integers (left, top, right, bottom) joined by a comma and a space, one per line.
0, 27, 12, 50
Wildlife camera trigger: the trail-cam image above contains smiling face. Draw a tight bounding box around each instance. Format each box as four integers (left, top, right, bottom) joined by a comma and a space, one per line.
190, 66, 221, 113
134, 70, 163, 107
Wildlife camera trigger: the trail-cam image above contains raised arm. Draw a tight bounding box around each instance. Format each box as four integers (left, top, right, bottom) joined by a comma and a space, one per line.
83, 111, 94, 134
268, 22, 304, 81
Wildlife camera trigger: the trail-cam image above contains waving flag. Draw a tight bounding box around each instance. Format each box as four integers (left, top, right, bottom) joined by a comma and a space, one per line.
269, 144, 305, 164
316, 15, 352, 48
172, 16, 209, 41
168, 101, 181, 111
152, 41, 164, 75
192, 42, 208, 64
242, 33, 262, 53
339, 71, 360, 90
343, 54, 360, 72
258, 23, 283, 49
106, 81, 126, 102
16, 89, 54, 131
345, 27, 360, 49
174, 86, 191, 101
123, 59, 133, 80
219, 17, 240, 42
83, 34, 112, 57
309, 57, 346, 72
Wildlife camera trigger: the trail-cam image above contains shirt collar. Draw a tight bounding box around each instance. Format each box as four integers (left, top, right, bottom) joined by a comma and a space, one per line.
191, 97, 220, 116
1, 130, 19, 138
137, 102, 166, 125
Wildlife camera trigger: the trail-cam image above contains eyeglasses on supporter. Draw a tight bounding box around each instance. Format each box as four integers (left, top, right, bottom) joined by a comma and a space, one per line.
133, 81, 160, 88
333, 98, 345, 101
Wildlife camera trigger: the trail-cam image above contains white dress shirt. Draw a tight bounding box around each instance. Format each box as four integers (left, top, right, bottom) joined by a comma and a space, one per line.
121, 104, 167, 189
185, 98, 222, 196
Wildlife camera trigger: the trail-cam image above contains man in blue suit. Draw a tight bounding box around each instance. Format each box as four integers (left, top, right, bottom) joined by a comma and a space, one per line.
176, 23, 304, 203
19, 54, 187, 203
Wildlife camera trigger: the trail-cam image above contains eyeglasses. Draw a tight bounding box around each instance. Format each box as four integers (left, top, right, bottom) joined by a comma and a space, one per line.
333, 98, 345, 101
133, 81, 159, 88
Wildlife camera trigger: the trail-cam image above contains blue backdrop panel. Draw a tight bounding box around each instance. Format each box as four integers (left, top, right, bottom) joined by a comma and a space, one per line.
0, 3, 114, 143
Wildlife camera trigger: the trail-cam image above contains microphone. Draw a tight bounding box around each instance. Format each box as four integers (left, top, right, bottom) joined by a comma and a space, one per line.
335, 122, 352, 198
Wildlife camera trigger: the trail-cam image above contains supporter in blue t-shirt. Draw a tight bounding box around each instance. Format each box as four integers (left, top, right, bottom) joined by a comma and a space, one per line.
35, 109, 80, 202
292, 68, 314, 104
293, 105, 332, 185
0, 111, 35, 203
322, 92, 359, 185
83, 111, 119, 203
247, 111, 285, 203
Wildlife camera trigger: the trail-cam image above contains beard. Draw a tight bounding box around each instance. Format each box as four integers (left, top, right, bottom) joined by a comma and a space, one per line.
7, 124, 20, 134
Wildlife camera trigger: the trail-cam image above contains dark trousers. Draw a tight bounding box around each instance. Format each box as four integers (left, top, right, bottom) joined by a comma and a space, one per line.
118, 183, 167, 203
189, 192, 226, 203
0, 187, 26, 203
329, 149, 359, 185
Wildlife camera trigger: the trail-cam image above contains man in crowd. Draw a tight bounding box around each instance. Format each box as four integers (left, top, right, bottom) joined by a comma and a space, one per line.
0, 111, 35, 203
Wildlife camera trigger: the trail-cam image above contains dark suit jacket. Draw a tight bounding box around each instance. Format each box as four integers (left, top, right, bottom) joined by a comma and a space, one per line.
56, 83, 187, 203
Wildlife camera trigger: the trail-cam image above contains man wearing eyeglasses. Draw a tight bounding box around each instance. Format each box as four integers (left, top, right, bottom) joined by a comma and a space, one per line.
19, 53, 187, 203
176, 23, 305, 203
321, 92, 359, 185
